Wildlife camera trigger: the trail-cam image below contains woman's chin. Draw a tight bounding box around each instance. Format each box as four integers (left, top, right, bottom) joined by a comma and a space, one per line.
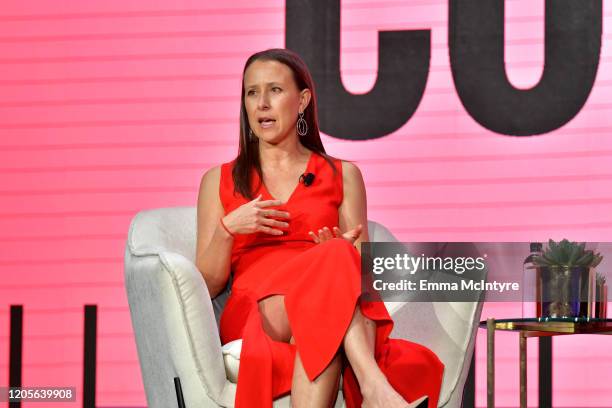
258, 133, 291, 145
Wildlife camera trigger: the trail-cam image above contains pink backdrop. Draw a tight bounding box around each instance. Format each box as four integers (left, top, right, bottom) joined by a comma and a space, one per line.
0, 0, 610, 406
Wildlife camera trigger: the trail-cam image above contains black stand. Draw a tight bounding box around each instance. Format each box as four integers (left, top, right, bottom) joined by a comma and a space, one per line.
174, 377, 186, 408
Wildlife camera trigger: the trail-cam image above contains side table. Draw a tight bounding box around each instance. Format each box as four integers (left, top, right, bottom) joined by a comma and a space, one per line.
479, 317, 612, 408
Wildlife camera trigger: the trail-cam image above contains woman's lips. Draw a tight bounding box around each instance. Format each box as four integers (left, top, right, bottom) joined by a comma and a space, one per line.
260, 120, 276, 129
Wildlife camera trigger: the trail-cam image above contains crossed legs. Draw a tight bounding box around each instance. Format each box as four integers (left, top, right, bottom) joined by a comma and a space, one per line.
259, 294, 341, 407
257, 295, 410, 408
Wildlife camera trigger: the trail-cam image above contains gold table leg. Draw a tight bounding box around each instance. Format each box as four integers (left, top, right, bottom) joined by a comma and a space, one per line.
487, 318, 495, 408
520, 332, 527, 408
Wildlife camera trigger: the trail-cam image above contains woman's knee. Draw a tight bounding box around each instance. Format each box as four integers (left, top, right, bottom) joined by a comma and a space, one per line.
323, 237, 355, 251
318, 238, 359, 266
258, 295, 292, 342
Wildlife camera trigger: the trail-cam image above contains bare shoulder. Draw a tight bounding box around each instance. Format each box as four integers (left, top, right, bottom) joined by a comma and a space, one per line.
337, 160, 368, 240
340, 160, 365, 186
197, 165, 224, 243
198, 165, 223, 210
199, 165, 221, 191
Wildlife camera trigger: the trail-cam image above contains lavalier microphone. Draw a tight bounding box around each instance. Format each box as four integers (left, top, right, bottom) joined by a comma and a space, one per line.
299, 172, 315, 187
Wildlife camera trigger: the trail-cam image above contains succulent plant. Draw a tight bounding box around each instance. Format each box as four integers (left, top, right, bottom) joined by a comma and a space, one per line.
532, 239, 603, 269
596, 271, 607, 285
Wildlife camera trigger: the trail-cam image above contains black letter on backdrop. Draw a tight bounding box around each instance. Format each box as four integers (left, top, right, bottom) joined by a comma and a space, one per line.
449, 0, 602, 136
286, 0, 430, 140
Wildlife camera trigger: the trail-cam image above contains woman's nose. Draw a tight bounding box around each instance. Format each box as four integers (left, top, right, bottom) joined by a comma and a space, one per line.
257, 92, 270, 109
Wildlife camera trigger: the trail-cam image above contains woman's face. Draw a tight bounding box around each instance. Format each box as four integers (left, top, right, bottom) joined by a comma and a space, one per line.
243, 59, 310, 145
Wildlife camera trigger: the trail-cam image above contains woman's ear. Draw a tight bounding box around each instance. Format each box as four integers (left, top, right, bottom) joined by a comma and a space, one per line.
300, 88, 312, 112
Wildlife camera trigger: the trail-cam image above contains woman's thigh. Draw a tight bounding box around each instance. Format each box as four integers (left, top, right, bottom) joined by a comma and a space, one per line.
258, 294, 292, 343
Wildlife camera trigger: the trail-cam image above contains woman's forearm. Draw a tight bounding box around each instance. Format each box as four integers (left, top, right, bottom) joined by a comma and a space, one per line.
197, 220, 235, 298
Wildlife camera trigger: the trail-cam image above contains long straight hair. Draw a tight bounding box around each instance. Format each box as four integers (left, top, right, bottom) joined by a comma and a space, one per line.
233, 48, 338, 200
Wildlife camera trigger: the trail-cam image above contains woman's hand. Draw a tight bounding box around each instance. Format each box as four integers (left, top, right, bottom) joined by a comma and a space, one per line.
308, 224, 363, 244
222, 194, 290, 236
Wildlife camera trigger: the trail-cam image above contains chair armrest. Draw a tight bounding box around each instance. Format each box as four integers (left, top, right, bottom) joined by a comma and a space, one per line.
125, 246, 231, 407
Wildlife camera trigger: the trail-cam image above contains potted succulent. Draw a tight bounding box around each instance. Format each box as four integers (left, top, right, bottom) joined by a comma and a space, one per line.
532, 239, 603, 318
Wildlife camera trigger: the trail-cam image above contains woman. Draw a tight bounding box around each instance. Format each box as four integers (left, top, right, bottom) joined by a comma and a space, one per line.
196, 48, 443, 408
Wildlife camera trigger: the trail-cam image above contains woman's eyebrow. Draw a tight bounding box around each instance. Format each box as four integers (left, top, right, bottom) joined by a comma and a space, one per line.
245, 81, 283, 89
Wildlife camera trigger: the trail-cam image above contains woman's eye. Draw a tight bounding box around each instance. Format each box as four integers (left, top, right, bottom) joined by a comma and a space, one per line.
273, 87, 281, 92
247, 90, 255, 96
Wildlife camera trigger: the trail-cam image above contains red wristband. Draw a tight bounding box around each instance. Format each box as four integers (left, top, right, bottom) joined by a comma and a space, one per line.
219, 217, 234, 237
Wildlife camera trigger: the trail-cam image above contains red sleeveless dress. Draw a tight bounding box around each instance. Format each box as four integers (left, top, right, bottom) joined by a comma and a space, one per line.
218, 151, 444, 407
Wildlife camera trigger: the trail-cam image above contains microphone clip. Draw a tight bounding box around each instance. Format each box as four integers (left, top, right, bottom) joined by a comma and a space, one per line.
299, 172, 315, 187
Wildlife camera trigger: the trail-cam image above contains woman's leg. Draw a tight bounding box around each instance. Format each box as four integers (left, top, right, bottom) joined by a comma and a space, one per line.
258, 294, 292, 342
342, 303, 410, 408
291, 338, 342, 408
258, 295, 342, 407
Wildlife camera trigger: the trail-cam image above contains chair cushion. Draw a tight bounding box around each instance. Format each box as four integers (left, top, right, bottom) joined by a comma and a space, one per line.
221, 339, 242, 383
221, 339, 345, 391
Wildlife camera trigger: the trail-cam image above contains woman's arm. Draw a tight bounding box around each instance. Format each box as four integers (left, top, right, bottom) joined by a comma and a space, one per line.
195, 166, 234, 298
338, 161, 369, 255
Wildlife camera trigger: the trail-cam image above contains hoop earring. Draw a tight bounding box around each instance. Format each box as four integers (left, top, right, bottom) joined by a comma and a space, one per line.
297, 111, 308, 137
249, 129, 256, 142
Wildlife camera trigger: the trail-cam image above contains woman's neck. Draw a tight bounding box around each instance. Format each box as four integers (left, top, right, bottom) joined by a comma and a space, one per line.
259, 142, 309, 170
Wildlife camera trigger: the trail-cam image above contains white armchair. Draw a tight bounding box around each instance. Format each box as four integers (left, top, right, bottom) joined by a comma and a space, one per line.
124, 207, 484, 407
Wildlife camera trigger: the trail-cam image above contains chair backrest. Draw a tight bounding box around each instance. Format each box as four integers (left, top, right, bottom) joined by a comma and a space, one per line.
128, 206, 197, 261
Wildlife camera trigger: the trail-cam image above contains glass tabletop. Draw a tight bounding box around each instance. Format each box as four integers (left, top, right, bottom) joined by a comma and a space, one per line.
479, 317, 612, 334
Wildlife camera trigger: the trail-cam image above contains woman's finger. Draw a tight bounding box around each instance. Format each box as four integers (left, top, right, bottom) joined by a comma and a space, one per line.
308, 231, 320, 244
260, 209, 291, 219
257, 199, 284, 208
260, 217, 289, 229
257, 224, 283, 235
322, 227, 333, 241
332, 226, 342, 237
